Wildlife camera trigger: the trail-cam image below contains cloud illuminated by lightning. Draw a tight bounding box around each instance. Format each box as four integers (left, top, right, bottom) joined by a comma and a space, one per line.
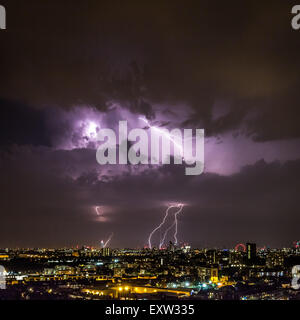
85, 121, 98, 137
139, 117, 183, 154
93, 205, 112, 223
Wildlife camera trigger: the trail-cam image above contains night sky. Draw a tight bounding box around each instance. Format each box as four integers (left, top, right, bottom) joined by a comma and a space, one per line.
0, 0, 300, 248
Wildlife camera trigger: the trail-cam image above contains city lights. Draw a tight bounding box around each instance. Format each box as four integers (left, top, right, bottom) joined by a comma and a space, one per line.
0, 243, 299, 300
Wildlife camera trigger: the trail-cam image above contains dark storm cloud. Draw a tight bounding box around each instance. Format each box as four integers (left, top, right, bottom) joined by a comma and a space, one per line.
1, 0, 300, 140
0, 99, 51, 147
0, 142, 299, 248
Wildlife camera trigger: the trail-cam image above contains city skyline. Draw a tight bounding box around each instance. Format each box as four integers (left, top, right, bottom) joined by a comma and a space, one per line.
1, 243, 299, 300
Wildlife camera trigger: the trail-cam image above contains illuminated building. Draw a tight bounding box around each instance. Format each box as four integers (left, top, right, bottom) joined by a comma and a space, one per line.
206, 249, 217, 264
246, 243, 256, 262
101, 247, 111, 257
197, 266, 218, 282
229, 251, 245, 267
182, 245, 191, 253
54, 265, 75, 275
266, 252, 284, 268
210, 267, 219, 283
0, 254, 9, 261
72, 251, 79, 257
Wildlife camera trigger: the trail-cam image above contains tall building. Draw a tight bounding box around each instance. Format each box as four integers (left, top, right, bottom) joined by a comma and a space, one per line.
206, 249, 217, 264
101, 247, 111, 257
167, 241, 175, 252
246, 243, 256, 261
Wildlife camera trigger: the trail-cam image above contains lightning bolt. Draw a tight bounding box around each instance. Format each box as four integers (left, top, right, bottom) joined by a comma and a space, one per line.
173, 204, 184, 245
159, 204, 184, 249
103, 232, 114, 248
139, 117, 183, 154
159, 222, 174, 249
95, 206, 102, 216
148, 205, 178, 249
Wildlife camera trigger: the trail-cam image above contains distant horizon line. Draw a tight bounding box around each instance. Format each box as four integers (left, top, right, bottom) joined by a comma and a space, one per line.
0, 244, 299, 251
